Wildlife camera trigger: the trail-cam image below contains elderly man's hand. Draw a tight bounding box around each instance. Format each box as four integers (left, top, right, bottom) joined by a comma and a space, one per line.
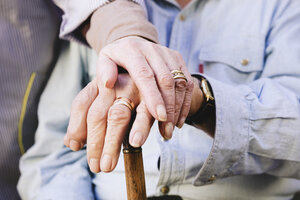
64, 74, 154, 173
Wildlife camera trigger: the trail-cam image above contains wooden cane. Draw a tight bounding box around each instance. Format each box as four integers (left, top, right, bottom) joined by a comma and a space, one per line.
123, 113, 147, 200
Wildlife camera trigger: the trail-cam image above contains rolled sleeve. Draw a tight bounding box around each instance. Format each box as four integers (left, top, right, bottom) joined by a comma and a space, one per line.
53, 0, 147, 44
193, 76, 251, 186
193, 1, 300, 184
193, 76, 300, 186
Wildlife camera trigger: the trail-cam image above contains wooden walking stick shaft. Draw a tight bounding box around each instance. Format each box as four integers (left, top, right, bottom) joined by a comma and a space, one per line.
123, 114, 147, 200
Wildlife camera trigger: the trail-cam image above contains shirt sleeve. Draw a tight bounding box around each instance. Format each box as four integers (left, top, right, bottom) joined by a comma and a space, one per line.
52, 0, 147, 44
193, 1, 300, 186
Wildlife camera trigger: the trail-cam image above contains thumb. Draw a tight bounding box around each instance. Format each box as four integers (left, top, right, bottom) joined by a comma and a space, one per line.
97, 54, 118, 89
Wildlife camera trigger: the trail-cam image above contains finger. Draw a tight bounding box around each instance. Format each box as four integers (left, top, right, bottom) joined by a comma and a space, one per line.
146, 47, 187, 139
100, 74, 139, 172
129, 101, 154, 147
100, 101, 132, 172
65, 80, 98, 151
159, 49, 193, 128
141, 45, 178, 139
96, 54, 118, 89
177, 63, 194, 128
86, 87, 115, 173
174, 78, 187, 124
167, 51, 189, 126
101, 41, 167, 122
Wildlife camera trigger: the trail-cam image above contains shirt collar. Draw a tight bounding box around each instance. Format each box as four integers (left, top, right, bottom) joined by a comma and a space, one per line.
163, 0, 200, 9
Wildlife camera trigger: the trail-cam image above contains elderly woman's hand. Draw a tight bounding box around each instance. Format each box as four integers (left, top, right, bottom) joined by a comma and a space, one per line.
98, 36, 194, 138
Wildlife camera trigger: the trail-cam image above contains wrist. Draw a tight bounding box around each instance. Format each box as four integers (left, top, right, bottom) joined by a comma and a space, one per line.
186, 75, 216, 137
189, 77, 203, 116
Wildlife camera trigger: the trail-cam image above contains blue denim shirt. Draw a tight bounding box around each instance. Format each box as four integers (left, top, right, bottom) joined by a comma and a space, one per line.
18, 0, 300, 199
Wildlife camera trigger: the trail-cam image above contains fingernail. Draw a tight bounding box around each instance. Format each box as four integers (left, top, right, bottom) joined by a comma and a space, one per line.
156, 104, 167, 121
131, 132, 143, 147
164, 122, 174, 139
89, 158, 100, 173
101, 155, 112, 172
70, 140, 81, 151
177, 117, 185, 129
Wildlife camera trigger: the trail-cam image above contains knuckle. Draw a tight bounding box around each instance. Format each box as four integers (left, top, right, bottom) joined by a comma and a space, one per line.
136, 66, 154, 81
87, 125, 105, 145
71, 98, 85, 111
66, 126, 81, 139
104, 132, 120, 146
159, 73, 174, 89
67, 125, 83, 142
71, 85, 96, 111
175, 79, 187, 91
148, 42, 158, 52
107, 106, 130, 125
124, 38, 139, 49
87, 109, 97, 124
166, 104, 175, 115
103, 134, 123, 152
87, 109, 104, 125
87, 142, 101, 151
173, 50, 182, 59
84, 83, 97, 99
169, 49, 183, 60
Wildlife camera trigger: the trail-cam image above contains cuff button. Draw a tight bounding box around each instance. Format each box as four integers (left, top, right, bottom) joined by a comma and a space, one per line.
160, 186, 170, 195
208, 175, 216, 182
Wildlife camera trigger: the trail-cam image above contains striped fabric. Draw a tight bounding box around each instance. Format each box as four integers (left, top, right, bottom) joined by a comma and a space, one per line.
0, 0, 61, 199
0, 0, 146, 199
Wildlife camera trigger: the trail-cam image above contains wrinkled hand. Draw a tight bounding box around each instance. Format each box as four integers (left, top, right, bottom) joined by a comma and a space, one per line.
98, 36, 194, 138
64, 36, 195, 173
64, 74, 154, 173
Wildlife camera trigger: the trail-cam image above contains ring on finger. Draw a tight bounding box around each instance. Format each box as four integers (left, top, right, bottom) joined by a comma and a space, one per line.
171, 69, 187, 82
113, 97, 135, 111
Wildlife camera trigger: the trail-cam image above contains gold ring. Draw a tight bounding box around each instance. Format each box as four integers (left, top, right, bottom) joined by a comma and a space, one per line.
113, 97, 135, 111
171, 69, 187, 82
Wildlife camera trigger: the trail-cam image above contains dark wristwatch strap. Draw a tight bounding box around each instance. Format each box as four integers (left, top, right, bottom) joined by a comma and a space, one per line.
185, 74, 216, 135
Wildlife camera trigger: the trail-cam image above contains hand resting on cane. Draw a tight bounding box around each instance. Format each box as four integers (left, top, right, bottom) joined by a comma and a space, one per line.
64, 34, 198, 173
64, 68, 205, 173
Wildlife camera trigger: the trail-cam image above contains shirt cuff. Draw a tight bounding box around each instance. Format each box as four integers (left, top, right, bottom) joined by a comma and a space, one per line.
58, 0, 147, 45
192, 75, 251, 186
